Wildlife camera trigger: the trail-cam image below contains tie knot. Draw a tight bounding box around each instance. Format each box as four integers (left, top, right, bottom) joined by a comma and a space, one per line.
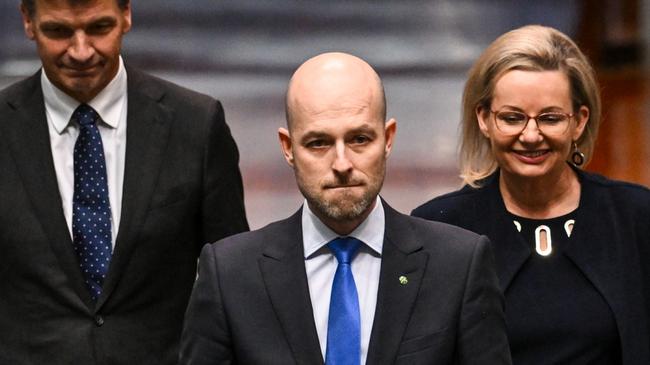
73, 104, 100, 126
328, 237, 361, 265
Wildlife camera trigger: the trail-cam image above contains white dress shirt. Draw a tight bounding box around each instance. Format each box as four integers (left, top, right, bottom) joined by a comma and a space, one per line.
303, 196, 384, 365
42, 57, 128, 250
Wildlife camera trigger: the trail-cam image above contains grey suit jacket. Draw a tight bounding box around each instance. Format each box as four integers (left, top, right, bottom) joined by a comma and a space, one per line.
180, 201, 511, 364
0, 68, 249, 364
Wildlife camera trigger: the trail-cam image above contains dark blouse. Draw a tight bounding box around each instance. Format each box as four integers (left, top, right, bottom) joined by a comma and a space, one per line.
411, 168, 650, 365
507, 212, 621, 364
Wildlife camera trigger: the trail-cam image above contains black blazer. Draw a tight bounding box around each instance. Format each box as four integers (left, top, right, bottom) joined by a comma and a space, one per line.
180, 200, 512, 364
412, 169, 650, 365
0, 68, 249, 364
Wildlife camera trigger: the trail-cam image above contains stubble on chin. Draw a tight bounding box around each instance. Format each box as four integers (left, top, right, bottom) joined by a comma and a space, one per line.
295, 160, 386, 225
308, 189, 375, 222
299, 177, 383, 223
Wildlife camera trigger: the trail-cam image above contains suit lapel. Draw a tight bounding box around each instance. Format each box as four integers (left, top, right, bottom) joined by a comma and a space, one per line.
2, 73, 93, 307
366, 202, 428, 364
96, 69, 173, 308
258, 210, 324, 365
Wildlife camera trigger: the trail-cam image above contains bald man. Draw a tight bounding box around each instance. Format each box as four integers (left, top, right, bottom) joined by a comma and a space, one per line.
180, 53, 511, 365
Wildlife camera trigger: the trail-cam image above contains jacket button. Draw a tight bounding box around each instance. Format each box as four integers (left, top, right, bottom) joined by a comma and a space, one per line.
95, 315, 104, 327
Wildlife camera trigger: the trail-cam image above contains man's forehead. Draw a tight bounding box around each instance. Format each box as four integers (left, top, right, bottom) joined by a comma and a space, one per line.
30, 0, 127, 27
290, 107, 383, 136
33, 0, 122, 13
299, 106, 366, 124
38, 0, 123, 6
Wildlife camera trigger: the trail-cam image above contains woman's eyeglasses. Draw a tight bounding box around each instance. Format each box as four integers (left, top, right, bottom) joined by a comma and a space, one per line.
491, 109, 574, 136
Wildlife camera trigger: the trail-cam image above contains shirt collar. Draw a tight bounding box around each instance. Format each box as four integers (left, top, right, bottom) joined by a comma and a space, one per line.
302, 196, 384, 258
41, 56, 127, 134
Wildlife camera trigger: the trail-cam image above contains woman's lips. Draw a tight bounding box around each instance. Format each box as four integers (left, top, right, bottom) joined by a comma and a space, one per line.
513, 149, 550, 163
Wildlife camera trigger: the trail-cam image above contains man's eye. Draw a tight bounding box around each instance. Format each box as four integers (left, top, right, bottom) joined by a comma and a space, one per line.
350, 135, 370, 144
88, 23, 113, 35
306, 140, 327, 148
42, 26, 72, 38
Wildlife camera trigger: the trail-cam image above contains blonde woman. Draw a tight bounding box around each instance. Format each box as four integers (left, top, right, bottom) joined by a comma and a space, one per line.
412, 25, 650, 364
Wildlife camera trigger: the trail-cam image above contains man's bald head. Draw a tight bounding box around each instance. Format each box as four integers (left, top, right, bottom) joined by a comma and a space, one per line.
285, 52, 386, 131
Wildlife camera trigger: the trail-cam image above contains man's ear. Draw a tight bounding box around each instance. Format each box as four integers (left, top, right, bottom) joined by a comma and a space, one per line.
20, 4, 35, 40
383, 118, 397, 158
278, 127, 294, 167
121, 1, 132, 34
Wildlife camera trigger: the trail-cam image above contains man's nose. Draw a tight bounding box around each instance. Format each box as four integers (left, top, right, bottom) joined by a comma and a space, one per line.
332, 142, 353, 174
67, 31, 95, 64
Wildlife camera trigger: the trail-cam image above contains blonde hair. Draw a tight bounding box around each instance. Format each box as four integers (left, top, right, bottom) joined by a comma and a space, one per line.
459, 25, 601, 187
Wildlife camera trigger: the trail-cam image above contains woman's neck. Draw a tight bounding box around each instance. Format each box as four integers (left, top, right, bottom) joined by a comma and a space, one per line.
499, 165, 581, 219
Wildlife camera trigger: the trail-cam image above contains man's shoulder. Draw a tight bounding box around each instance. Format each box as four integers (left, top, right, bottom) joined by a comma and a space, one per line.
126, 67, 218, 108
202, 212, 301, 260
0, 72, 41, 106
410, 183, 487, 229
406, 213, 483, 243
387, 203, 486, 255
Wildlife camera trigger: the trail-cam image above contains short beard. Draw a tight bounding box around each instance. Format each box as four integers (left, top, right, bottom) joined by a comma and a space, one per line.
297, 162, 385, 223
304, 186, 377, 222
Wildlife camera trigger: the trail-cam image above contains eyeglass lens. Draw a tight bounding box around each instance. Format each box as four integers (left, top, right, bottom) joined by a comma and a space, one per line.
494, 110, 571, 135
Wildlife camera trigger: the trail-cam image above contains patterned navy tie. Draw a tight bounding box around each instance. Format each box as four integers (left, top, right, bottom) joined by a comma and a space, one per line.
71, 104, 112, 301
326, 237, 361, 365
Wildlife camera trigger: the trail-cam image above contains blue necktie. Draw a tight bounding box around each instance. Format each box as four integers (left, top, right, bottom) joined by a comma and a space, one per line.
71, 104, 113, 301
326, 237, 361, 365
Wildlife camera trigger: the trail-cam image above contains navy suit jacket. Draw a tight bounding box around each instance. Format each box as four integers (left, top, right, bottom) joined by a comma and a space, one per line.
180, 200, 511, 364
0, 68, 249, 364
412, 169, 650, 364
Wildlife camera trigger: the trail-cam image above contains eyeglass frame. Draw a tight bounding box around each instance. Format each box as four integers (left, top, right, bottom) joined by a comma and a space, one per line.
489, 108, 575, 136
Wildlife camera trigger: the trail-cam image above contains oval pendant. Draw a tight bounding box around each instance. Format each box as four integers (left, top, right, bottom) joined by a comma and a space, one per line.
534, 225, 552, 256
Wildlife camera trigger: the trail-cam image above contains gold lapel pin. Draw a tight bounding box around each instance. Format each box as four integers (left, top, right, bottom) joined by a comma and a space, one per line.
399, 275, 408, 285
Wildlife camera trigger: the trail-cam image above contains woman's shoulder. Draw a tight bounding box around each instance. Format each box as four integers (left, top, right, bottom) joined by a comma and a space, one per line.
411, 183, 489, 222
580, 170, 650, 199
580, 172, 650, 220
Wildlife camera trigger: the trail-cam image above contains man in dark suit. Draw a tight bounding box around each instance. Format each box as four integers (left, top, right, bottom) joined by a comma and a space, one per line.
180, 52, 511, 364
0, 0, 248, 364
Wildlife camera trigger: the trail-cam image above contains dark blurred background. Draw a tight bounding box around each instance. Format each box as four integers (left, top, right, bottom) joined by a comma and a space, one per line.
2, 0, 648, 228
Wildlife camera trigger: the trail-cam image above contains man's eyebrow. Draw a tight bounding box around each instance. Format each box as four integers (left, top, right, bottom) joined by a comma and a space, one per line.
299, 131, 330, 142
89, 16, 118, 25
347, 124, 377, 135
39, 16, 117, 29
39, 20, 70, 29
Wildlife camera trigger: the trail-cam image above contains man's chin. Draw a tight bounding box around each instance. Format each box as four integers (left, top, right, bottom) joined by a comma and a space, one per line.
299, 182, 379, 224
315, 197, 373, 222
59, 79, 102, 102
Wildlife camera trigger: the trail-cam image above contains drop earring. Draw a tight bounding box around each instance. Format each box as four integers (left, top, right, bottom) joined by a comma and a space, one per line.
571, 142, 585, 166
